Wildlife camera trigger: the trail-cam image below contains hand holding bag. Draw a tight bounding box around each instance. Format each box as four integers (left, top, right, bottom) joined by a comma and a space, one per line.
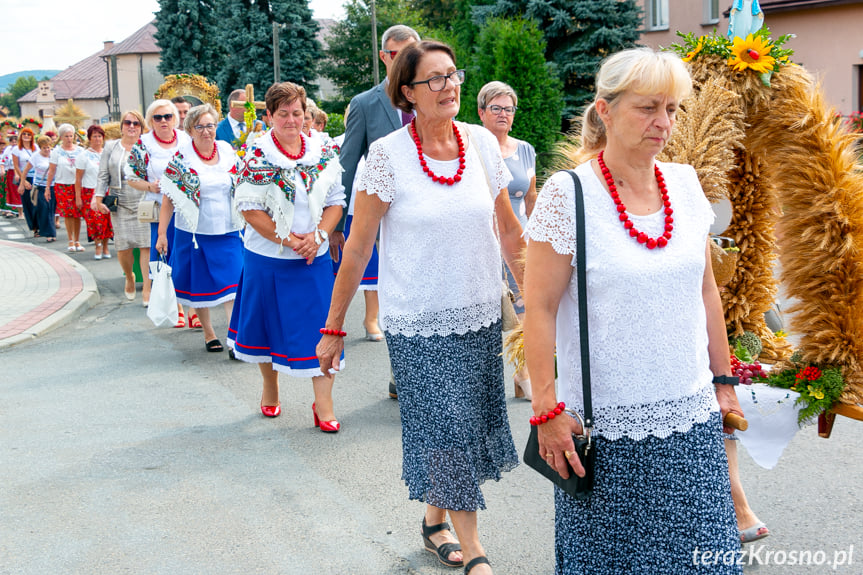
147, 255, 179, 327
102, 194, 118, 212
523, 170, 596, 500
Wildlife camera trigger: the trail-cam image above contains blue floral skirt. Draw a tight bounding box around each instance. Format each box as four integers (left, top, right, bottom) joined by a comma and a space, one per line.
554, 413, 741, 574
385, 320, 518, 511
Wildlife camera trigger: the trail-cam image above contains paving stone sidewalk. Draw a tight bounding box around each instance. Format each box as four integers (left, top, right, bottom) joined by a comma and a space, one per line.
0, 217, 99, 348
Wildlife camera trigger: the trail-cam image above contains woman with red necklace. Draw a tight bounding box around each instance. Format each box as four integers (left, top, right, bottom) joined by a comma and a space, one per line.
522, 48, 744, 574
229, 82, 345, 430
155, 104, 243, 352
127, 100, 193, 323
317, 41, 524, 575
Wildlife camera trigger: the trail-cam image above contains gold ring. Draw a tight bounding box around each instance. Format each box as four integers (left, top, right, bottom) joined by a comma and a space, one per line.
564, 450, 572, 459
545, 452, 554, 458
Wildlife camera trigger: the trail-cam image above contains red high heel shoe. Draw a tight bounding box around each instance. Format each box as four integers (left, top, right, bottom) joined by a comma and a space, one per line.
261, 402, 281, 418
312, 402, 340, 433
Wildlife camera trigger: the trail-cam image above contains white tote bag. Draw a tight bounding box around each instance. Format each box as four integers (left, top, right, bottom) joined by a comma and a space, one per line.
147, 257, 179, 327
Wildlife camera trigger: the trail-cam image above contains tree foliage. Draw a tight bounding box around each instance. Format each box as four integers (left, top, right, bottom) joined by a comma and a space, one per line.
319, 0, 419, 111
155, 0, 321, 108
459, 17, 563, 166
0, 76, 38, 117
485, 0, 642, 119
155, 0, 221, 78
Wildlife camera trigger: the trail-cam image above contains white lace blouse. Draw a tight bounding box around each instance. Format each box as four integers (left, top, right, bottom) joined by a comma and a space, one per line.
526, 161, 719, 441
360, 122, 511, 337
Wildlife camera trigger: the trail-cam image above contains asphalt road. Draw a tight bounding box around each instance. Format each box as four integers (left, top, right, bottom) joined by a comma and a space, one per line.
1, 246, 861, 574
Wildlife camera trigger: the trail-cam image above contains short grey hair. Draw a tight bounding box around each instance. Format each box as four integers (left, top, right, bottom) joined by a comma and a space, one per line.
229, 88, 246, 103
57, 123, 76, 138
184, 103, 220, 133
477, 81, 518, 110
381, 25, 420, 51
145, 99, 180, 130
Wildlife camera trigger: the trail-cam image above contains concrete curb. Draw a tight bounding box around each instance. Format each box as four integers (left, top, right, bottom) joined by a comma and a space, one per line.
0, 248, 100, 349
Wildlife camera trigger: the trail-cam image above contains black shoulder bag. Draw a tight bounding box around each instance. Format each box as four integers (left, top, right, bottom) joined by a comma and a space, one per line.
523, 169, 596, 500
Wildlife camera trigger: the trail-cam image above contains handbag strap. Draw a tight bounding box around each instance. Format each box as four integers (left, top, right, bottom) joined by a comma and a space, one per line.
566, 170, 593, 430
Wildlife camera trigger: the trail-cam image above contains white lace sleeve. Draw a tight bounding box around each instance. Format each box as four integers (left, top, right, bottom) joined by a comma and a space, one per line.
526, 170, 576, 257
358, 140, 395, 203
237, 201, 266, 212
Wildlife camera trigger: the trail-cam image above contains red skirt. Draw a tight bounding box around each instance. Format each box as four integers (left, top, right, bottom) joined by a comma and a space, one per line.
5, 170, 21, 208
81, 188, 114, 240
55, 183, 81, 217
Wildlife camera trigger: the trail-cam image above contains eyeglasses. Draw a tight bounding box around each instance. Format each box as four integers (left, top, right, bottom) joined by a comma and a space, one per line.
486, 104, 518, 116
152, 113, 173, 122
122, 120, 141, 127
383, 50, 398, 58
194, 123, 217, 133
409, 69, 465, 92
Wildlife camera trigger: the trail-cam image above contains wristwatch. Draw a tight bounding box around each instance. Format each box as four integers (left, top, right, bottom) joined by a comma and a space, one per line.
712, 375, 740, 386
314, 228, 329, 246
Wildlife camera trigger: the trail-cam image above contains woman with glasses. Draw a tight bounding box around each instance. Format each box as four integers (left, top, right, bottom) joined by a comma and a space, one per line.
317, 41, 523, 575
127, 100, 193, 320
155, 104, 242, 352
94, 111, 151, 302
478, 81, 537, 400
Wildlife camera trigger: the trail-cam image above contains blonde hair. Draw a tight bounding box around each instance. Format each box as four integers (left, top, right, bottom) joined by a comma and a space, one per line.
581, 48, 692, 155
145, 99, 180, 131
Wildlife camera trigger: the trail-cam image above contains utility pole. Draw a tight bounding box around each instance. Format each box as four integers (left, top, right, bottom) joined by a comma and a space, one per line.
273, 21, 281, 83
370, 0, 379, 85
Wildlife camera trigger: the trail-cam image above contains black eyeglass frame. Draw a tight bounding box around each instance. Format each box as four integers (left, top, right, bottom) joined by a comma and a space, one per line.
408, 69, 466, 92
485, 104, 518, 116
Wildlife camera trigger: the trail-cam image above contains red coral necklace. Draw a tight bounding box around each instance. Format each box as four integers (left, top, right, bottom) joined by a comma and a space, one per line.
597, 150, 673, 249
193, 141, 217, 161
153, 130, 177, 145
411, 119, 465, 185
272, 131, 305, 160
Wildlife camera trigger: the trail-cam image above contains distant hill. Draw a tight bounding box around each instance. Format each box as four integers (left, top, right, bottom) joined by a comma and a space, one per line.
0, 70, 60, 93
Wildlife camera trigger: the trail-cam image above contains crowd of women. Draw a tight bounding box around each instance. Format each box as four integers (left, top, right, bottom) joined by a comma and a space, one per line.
0, 38, 760, 573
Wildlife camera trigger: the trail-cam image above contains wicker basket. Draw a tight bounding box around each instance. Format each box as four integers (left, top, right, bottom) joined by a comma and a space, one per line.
710, 240, 739, 287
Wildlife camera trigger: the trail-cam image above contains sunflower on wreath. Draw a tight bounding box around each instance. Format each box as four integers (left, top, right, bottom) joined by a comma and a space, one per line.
670, 27, 794, 86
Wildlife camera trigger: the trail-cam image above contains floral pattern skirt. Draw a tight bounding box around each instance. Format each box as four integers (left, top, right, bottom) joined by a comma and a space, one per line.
81, 188, 113, 240
385, 320, 518, 511
55, 183, 80, 218
554, 413, 741, 574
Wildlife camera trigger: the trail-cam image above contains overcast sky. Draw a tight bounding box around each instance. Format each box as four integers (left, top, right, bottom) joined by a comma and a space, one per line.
1, 0, 347, 77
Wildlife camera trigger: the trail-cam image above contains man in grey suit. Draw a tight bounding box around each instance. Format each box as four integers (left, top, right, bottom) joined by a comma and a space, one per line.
331, 24, 420, 399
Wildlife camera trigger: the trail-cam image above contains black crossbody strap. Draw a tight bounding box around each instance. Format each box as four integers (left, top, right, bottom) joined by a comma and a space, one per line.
566, 170, 593, 429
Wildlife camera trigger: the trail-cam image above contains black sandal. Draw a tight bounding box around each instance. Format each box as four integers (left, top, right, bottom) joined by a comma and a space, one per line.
205, 338, 224, 352
422, 518, 463, 568
464, 556, 490, 574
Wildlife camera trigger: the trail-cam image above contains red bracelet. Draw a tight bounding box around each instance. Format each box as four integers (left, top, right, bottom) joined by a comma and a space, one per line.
320, 328, 347, 337
530, 402, 566, 426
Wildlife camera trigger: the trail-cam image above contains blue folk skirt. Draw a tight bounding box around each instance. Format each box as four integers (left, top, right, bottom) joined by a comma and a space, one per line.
227, 249, 344, 377
385, 320, 518, 511
332, 214, 378, 290
171, 229, 243, 307
149, 215, 177, 279
554, 413, 742, 575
